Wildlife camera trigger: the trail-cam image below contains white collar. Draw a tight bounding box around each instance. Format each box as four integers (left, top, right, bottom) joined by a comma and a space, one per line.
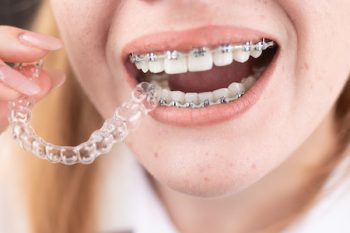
96, 143, 178, 233
283, 147, 350, 233
97, 143, 350, 233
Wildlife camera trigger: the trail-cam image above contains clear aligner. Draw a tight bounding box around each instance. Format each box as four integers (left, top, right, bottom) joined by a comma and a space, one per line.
8, 61, 161, 165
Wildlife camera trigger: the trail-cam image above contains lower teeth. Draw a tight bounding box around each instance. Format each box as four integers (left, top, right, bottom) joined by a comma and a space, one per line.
154, 74, 258, 109
147, 65, 265, 109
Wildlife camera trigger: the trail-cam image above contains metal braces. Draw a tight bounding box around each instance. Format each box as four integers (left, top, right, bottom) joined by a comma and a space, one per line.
158, 92, 245, 109
129, 39, 275, 63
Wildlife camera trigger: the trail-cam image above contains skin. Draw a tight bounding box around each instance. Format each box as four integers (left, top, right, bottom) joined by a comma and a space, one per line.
2, 0, 347, 232
0, 26, 65, 132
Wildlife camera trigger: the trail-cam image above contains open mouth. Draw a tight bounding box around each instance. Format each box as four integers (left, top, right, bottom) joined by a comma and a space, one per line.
127, 39, 277, 109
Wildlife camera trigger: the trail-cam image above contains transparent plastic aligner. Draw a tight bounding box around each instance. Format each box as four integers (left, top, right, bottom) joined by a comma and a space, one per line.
8, 61, 161, 165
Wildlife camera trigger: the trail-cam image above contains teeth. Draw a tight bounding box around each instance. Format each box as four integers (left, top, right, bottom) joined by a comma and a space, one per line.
185, 93, 199, 105
253, 66, 266, 73
159, 81, 247, 108
228, 82, 245, 98
198, 92, 214, 103
213, 45, 233, 66
138, 60, 149, 73
131, 40, 269, 108
149, 60, 164, 73
154, 68, 260, 108
171, 91, 186, 104
164, 53, 187, 74
135, 61, 142, 70
241, 76, 256, 90
213, 52, 233, 66
213, 88, 229, 102
157, 75, 258, 108
131, 40, 275, 74
188, 48, 213, 72
161, 89, 172, 103
232, 50, 250, 63
250, 50, 262, 58
252, 66, 265, 78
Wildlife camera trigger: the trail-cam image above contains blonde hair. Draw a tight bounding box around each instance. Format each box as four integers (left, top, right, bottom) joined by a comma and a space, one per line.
21, 2, 350, 233
21, 2, 103, 233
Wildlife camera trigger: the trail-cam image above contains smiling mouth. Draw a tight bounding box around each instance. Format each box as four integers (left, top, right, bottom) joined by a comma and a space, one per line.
127, 39, 277, 109
121, 25, 281, 125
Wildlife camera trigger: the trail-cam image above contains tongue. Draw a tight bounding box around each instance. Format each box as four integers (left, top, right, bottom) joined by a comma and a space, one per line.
168, 60, 253, 93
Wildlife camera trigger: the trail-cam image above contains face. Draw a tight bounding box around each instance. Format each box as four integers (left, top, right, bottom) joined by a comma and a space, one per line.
50, 0, 350, 197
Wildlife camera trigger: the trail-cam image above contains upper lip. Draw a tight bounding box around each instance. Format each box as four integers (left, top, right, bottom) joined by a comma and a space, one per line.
122, 25, 278, 62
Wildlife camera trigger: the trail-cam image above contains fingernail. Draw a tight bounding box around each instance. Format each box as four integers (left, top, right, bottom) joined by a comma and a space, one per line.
0, 63, 41, 95
18, 31, 63, 51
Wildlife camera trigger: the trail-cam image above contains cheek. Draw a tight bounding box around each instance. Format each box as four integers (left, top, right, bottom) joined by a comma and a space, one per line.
281, 0, 350, 77
280, 0, 350, 121
49, 0, 112, 61
49, 0, 126, 118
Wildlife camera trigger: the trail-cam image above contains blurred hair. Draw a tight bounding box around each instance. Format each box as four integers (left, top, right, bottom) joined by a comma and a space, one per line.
20, 2, 103, 233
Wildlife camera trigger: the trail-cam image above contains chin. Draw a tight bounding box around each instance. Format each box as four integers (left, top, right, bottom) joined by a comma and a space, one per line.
126, 120, 288, 199
160, 165, 266, 199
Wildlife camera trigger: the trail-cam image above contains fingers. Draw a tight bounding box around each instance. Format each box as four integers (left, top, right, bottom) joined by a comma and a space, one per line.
0, 25, 65, 134
0, 25, 64, 96
0, 69, 66, 133
0, 66, 66, 105
0, 25, 62, 63
30, 69, 66, 100
0, 61, 41, 95
0, 67, 66, 104
0, 83, 21, 100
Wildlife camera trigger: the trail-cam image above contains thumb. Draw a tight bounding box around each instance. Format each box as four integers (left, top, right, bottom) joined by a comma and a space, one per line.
31, 69, 66, 99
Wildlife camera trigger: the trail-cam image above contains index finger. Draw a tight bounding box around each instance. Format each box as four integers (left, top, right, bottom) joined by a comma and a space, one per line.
0, 26, 62, 63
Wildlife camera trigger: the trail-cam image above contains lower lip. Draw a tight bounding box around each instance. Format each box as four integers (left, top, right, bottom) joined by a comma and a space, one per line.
147, 50, 280, 127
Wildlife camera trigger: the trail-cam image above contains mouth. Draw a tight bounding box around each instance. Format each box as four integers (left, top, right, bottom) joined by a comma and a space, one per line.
123, 26, 279, 126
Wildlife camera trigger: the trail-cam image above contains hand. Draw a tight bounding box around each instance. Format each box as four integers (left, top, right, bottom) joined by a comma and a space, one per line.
0, 26, 66, 133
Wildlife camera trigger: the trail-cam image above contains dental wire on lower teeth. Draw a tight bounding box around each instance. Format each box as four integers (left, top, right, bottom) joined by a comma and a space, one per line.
155, 75, 260, 109
146, 65, 263, 109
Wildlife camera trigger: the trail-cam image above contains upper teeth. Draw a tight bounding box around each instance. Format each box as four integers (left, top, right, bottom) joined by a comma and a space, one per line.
129, 39, 274, 74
